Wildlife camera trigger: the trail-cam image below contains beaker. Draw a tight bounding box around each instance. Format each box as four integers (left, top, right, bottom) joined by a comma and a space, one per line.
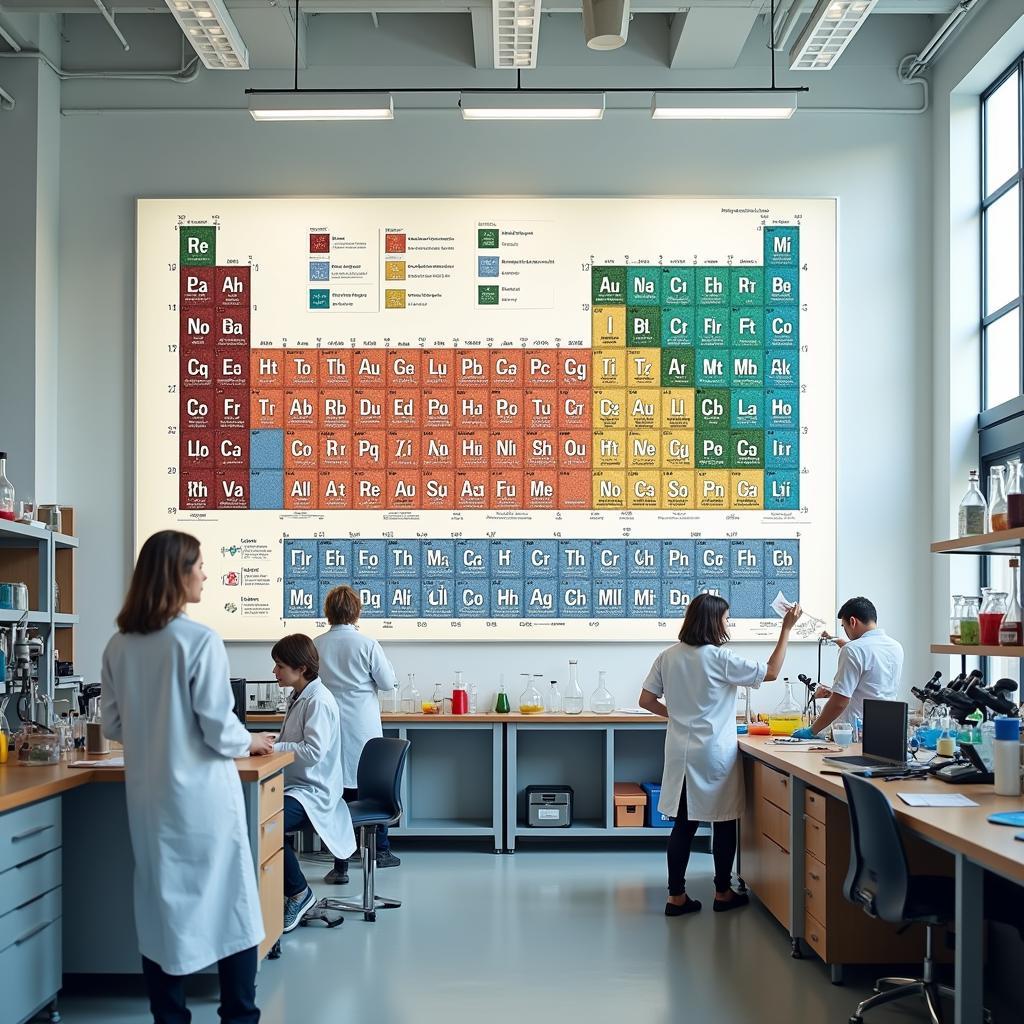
949, 594, 963, 645
960, 597, 981, 646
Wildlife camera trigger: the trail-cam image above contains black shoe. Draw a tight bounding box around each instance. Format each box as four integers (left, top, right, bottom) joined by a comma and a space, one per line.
712, 891, 750, 913
376, 850, 401, 869
323, 867, 349, 885
664, 897, 702, 917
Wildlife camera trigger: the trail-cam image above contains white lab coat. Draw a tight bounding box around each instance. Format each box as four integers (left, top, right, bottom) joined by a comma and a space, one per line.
101, 614, 263, 975
273, 678, 356, 861
643, 642, 766, 822
315, 624, 397, 788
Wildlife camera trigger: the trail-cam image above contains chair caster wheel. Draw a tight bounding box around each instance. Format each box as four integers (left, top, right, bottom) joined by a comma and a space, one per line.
849, 1016, 863, 1023
267, 940, 282, 960
365, 911, 376, 922
790, 939, 803, 959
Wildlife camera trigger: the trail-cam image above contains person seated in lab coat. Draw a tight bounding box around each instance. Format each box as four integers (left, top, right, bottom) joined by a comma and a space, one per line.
316, 585, 398, 884
270, 634, 357, 932
102, 530, 273, 1024
639, 593, 802, 917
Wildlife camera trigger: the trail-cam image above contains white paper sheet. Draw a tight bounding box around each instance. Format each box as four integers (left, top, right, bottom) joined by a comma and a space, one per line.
68, 757, 125, 768
897, 793, 978, 808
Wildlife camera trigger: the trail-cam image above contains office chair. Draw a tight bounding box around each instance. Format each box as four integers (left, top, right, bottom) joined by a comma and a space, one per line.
840, 774, 992, 1024
329, 737, 410, 923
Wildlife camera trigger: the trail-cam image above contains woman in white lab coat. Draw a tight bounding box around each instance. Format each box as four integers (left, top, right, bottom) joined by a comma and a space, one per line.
268, 633, 356, 931
102, 530, 273, 1024
315, 584, 397, 883
639, 593, 802, 917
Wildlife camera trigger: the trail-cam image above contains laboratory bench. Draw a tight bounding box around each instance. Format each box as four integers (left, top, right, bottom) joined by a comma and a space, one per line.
0, 750, 292, 1024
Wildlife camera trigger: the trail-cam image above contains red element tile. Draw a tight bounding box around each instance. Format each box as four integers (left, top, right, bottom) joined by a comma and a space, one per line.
490, 471, 524, 509
421, 429, 455, 468
319, 388, 352, 430
180, 389, 213, 431
455, 469, 488, 510
284, 388, 318, 428
180, 266, 215, 307
214, 430, 249, 468
179, 469, 214, 510
318, 349, 352, 387
524, 388, 557, 430
216, 469, 249, 509
214, 350, 249, 387
524, 469, 558, 509
215, 386, 249, 430
215, 307, 249, 347
387, 429, 420, 467
557, 470, 591, 509
180, 348, 214, 389
353, 469, 387, 509
387, 469, 421, 508
352, 388, 385, 428
421, 468, 455, 509
387, 349, 421, 388
180, 308, 216, 347
384, 232, 406, 254
455, 429, 489, 469
309, 233, 330, 254
180, 429, 216, 470
524, 430, 557, 469
215, 265, 250, 308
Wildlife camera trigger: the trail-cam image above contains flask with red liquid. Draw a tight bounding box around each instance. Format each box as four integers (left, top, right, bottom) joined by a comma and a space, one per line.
1006, 458, 1024, 529
999, 559, 1022, 647
979, 588, 1008, 646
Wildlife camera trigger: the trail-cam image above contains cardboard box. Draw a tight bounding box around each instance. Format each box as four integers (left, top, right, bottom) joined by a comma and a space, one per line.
613, 782, 647, 827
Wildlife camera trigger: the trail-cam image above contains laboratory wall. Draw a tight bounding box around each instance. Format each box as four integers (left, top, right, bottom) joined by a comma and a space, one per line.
9, 13, 940, 709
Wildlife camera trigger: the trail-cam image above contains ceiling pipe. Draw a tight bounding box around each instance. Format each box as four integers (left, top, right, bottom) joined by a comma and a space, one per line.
0, 18, 22, 52
93, 0, 130, 52
771, 0, 802, 52
0, 49, 198, 82
0, 83, 13, 109
903, 0, 981, 77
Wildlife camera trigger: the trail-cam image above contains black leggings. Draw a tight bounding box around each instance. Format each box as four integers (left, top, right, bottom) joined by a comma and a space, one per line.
666, 783, 738, 897
141, 946, 259, 1024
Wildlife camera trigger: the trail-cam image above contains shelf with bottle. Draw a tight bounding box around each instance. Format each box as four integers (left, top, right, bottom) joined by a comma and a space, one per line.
930, 644, 1024, 658
932, 526, 1024, 556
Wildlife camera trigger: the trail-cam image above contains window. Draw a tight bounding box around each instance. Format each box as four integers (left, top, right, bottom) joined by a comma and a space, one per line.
982, 57, 1023, 410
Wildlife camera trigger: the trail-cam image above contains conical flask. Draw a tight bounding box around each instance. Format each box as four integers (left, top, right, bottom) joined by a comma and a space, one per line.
590, 671, 615, 715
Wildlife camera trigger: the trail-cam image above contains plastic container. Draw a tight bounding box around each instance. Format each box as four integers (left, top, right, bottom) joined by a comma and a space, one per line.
640, 782, 675, 827
613, 783, 647, 827
993, 716, 1022, 797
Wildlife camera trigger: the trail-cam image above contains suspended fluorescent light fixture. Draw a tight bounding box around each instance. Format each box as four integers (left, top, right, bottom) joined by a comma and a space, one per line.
164, 0, 249, 69
248, 91, 394, 121
460, 91, 605, 120
789, 0, 878, 71
651, 90, 798, 120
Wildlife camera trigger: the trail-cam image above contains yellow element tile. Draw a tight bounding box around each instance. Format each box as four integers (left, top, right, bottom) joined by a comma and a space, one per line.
593, 388, 627, 431
695, 470, 731, 510
625, 388, 661, 430
384, 288, 406, 309
661, 469, 696, 510
593, 429, 626, 468
626, 429, 660, 468
593, 470, 627, 509
626, 349, 660, 387
592, 306, 626, 347
661, 388, 694, 430
661, 428, 694, 469
730, 469, 764, 510
594, 350, 626, 387
385, 260, 406, 281
626, 469, 660, 510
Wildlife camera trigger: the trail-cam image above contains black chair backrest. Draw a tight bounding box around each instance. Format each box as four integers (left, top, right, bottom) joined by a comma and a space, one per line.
229, 678, 247, 723
356, 737, 410, 820
841, 773, 911, 923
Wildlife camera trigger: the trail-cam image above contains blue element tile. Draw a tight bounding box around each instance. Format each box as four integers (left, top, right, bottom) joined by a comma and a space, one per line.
695, 539, 730, 579
592, 540, 627, 579
765, 306, 798, 347
626, 540, 661, 578
696, 579, 730, 604
661, 540, 696, 578
764, 226, 799, 268
765, 352, 798, 388
456, 540, 490, 579
353, 578, 386, 617
765, 470, 800, 511
283, 540, 317, 579
729, 580, 766, 620
731, 391, 763, 429
490, 540, 524, 578
766, 267, 798, 305
309, 261, 330, 282
765, 430, 799, 469
661, 581, 693, 620
352, 541, 387, 578
559, 540, 591, 579
764, 579, 799, 618
422, 540, 455, 577
491, 579, 525, 618
627, 581, 662, 618
283, 579, 318, 618
730, 540, 764, 579
317, 540, 352, 580
524, 540, 558, 578
421, 579, 454, 618
523, 578, 558, 618
456, 580, 490, 617
730, 307, 763, 348
387, 581, 420, 618
249, 468, 283, 509
592, 579, 627, 618
765, 388, 799, 429
765, 540, 799, 578
559, 580, 592, 618
386, 540, 420, 579
250, 430, 284, 470
478, 255, 500, 278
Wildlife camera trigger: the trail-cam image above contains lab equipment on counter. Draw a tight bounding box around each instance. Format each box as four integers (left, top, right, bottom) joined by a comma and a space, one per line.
451, 671, 468, 714
994, 717, 1022, 797
423, 683, 445, 715
468, 683, 479, 714
957, 469, 987, 536
519, 675, 544, 714
589, 671, 615, 714
525, 785, 573, 828
949, 595, 963, 645
563, 659, 584, 715
86, 696, 111, 754
1007, 457, 1024, 528
494, 676, 510, 714
16, 726, 60, 765
769, 679, 805, 735
546, 679, 562, 714
831, 721, 854, 746
0, 452, 15, 521
400, 673, 420, 713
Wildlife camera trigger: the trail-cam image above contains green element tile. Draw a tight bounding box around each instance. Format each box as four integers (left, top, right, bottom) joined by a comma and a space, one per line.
592, 266, 626, 305
765, 306, 798, 347
695, 267, 729, 306
661, 308, 694, 347
180, 226, 216, 266
696, 347, 729, 387
731, 429, 765, 469
627, 267, 661, 305
730, 307, 763, 348
309, 289, 330, 310
660, 348, 694, 388
764, 226, 799, 268
731, 391, 763, 429
478, 227, 499, 249
696, 429, 729, 469
730, 267, 764, 306
661, 267, 695, 307
627, 306, 661, 347
478, 285, 499, 305
730, 350, 764, 388
695, 389, 730, 430
696, 306, 728, 347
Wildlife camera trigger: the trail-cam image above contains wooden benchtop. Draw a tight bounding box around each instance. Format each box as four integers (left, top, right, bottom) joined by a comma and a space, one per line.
739, 736, 1024, 884
248, 711, 667, 726
0, 750, 293, 815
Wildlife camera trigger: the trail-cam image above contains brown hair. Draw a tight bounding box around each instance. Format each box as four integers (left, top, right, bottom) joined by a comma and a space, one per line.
677, 593, 731, 647
324, 584, 361, 625
271, 634, 319, 682
117, 530, 201, 634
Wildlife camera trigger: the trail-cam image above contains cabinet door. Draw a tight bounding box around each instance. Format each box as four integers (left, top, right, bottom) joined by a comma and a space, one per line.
258, 849, 284, 960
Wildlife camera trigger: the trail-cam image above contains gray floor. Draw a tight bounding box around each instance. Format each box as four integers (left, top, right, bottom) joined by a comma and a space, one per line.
57, 844, 967, 1024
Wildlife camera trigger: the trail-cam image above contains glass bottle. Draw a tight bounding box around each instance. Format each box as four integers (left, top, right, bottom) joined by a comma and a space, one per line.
989, 466, 1009, 532
959, 596, 981, 646
400, 673, 420, 713
519, 676, 544, 714
769, 678, 804, 735
1000, 559, 1023, 646
957, 470, 988, 537
0, 452, 15, 522
590, 671, 615, 714
563, 659, 585, 715
936, 716, 957, 757
468, 683, 479, 714
495, 675, 510, 714
979, 588, 1007, 646
429, 682, 445, 715
547, 680, 562, 714
949, 594, 964, 645
1007, 457, 1024, 529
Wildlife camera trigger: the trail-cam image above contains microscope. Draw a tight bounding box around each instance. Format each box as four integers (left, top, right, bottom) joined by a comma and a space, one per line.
3, 622, 50, 730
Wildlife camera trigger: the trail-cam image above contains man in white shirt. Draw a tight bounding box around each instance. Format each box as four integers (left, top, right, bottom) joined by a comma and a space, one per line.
793, 597, 904, 738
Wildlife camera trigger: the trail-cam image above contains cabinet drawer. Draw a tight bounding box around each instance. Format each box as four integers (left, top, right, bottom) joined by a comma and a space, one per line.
758, 796, 791, 853
754, 761, 790, 812
259, 775, 284, 826
0, 848, 62, 919
759, 834, 792, 932
259, 810, 284, 866
804, 789, 827, 825
803, 854, 827, 924
258, 848, 284, 960
0, 888, 61, 1024
0, 799, 61, 874
804, 909, 828, 962
804, 814, 826, 862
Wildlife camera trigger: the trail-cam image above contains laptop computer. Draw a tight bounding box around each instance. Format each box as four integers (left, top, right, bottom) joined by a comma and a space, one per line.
823, 699, 909, 771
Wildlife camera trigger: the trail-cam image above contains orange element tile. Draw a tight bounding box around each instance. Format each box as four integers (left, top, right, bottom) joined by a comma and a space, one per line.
284, 389, 318, 428
352, 388, 386, 428
387, 429, 420, 467
318, 429, 352, 468
557, 430, 590, 468
524, 430, 557, 469
455, 469, 488, 510
421, 468, 455, 509
524, 469, 558, 509
352, 469, 387, 509
284, 350, 319, 388
489, 429, 524, 468
557, 470, 591, 510
490, 388, 524, 428
490, 471, 524, 509
523, 351, 558, 386
318, 349, 352, 388
318, 388, 352, 430
524, 388, 557, 430
352, 430, 386, 468
387, 469, 421, 508
422, 351, 455, 387
352, 349, 387, 387
250, 388, 283, 429
387, 349, 421, 388
318, 470, 353, 509
422, 389, 455, 428
284, 429, 318, 470
455, 429, 489, 469
284, 469, 317, 510
454, 389, 488, 429
421, 429, 455, 467
558, 349, 591, 388
558, 389, 590, 430
388, 389, 419, 427
456, 352, 490, 388
490, 350, 524, 387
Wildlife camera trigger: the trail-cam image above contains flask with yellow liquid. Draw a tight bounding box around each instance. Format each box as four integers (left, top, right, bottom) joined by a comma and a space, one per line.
769, 679, 805, 736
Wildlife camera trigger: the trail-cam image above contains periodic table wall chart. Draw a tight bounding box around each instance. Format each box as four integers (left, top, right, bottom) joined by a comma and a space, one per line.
135, 197, 836, 643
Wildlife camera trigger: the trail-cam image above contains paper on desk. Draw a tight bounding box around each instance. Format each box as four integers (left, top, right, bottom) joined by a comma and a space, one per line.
69, 757, 125, 768
616, 708, 656, 716
898, 793, 978, 808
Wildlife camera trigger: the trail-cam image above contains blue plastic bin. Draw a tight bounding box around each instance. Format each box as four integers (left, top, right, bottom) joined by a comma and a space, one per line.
641, 782, 675, 827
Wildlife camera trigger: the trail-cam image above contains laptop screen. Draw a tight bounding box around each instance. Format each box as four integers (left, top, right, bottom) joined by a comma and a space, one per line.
862, 699, 908, 763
